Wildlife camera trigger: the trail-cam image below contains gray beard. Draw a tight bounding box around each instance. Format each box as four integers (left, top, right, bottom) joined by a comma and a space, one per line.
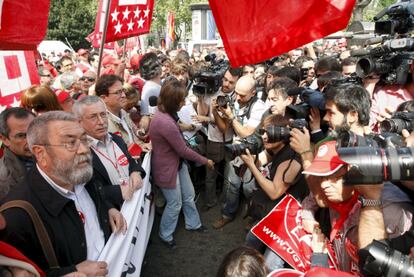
52, 152, 93, 186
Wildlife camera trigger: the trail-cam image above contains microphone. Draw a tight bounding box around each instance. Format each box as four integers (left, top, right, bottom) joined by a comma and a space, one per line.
148, 96, 158, 115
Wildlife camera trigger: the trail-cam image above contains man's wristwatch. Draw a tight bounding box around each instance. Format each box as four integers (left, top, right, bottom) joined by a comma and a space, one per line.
359, 195, 382, 208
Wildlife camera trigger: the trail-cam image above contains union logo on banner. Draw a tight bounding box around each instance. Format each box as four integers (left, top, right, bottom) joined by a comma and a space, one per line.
251, 195, 338, 272
0, 51, 40, 112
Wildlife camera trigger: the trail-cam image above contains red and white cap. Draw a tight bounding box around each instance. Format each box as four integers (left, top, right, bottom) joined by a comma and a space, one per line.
302, 141, 347, 176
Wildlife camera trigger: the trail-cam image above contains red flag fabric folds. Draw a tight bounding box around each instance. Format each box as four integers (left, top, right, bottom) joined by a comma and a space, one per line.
208, 0, 356, 67
105, 0, 154, 43
0, 0, 50, 50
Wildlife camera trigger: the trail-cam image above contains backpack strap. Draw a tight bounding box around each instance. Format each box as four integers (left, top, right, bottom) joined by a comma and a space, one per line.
0, 200, 59, 269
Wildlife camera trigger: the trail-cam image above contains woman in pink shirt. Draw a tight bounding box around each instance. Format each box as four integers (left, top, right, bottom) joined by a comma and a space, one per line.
149, 80, 214, 248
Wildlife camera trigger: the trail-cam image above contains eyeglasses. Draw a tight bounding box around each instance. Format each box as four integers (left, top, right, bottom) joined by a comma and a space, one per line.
79, 76, 95, 82
84, 112, 108, 122
62, 63, 74, 68
107, 89, 126, 96
37, 137, 90, 152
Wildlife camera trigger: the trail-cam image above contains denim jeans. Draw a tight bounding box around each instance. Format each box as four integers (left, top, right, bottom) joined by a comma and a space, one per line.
245, 231, 285, 271
159, 163, 202, 242
222, 157, 257, 219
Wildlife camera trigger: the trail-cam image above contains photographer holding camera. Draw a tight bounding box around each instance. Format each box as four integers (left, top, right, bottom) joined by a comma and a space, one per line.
240, 114, 309, 270
195, 67, 242, 210
212, 75, 267, 229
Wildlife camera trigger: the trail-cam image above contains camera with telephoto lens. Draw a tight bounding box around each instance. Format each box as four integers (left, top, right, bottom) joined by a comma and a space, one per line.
224, 135, 262, 159
380, 112, 414, 134
285, 88, 326, 120
352, 1, 414, 85
260, 119, 309, 143
336, 129, 407, 149
216, 95, 232, 109
337, 146, 414, 185
192, 53, 229, 96
359, 240, 414, 277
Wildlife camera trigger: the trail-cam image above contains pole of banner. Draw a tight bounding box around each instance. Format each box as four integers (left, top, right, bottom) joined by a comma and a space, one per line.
97, 0, 112, 77
122, 38, 127, 60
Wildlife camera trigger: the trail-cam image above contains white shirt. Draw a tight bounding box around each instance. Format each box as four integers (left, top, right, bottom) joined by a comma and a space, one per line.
207, 90, 234, 142
37, 165, 105, 260
89, 134, 130, 185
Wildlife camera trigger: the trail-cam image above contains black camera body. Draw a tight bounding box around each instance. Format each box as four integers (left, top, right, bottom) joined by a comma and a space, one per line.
192, 54, 229, 96
216, 95, 232, 109
359, 240, 414, 277
381, 111, 414, 134
224, 135, 262, 159
263, 119, 308, 143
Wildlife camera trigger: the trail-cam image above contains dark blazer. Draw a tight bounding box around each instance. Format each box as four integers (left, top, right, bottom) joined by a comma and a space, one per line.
91, 133, 146, 208
0, 167, 112, 277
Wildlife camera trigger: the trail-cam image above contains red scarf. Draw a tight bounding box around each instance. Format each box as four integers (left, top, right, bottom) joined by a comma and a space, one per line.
328, 193, 359, 242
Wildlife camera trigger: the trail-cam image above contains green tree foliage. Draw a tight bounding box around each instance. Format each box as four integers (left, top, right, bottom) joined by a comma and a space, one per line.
46, 0, 98, 50
151, 0, 202, 45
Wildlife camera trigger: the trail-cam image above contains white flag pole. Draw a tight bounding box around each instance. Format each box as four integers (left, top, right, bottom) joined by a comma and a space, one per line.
97, 0, 112, 77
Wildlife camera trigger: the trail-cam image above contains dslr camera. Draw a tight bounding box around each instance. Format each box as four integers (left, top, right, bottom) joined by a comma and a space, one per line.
380, 111, 414, 134
216, 94, 232, 109
224, 135, 262, 159
259, 119, 309, 143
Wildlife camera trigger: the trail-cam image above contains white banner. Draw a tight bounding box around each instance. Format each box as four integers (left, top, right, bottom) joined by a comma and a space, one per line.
99, 153, 154, 276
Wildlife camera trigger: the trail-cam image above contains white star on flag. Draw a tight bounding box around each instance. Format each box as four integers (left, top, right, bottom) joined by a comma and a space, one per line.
11, 97, 20, 107
137, 17, 145, 28
114, 21, 123, 34
144, 7, 150, 18
122, 7, 130, 20
133, 7, 141, 18
0, 104, 6, 113
127, 19, 134, 31
111, 9, 119, 22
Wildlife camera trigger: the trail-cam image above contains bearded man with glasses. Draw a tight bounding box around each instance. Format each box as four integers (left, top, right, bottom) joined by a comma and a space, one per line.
0, 111, 126, 276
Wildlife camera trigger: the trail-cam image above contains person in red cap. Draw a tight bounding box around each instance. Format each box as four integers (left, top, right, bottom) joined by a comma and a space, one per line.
100, 55, 125, 77
300, 140, 413, 274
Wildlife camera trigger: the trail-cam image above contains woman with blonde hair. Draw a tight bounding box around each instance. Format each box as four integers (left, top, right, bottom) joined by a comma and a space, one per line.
20, 85, 62, 115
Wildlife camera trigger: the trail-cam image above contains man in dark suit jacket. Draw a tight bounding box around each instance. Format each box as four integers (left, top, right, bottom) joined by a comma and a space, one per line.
73, 96, 146, 208
0, 111, 126, 277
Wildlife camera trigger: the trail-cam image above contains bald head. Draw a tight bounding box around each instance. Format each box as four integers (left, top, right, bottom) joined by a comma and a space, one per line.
235, 75, 256, 105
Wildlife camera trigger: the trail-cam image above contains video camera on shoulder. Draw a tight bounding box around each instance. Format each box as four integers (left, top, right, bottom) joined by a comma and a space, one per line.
352, 1, 414, 85
192, 53, 229, 96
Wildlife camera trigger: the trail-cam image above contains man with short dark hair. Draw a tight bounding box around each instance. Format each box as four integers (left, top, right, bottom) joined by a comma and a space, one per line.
0, 108, 35, 199
95, 74, 139, 147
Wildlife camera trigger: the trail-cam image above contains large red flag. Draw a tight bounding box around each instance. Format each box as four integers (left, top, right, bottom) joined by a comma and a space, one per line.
208, 0, 356, 67
0, 0, 50, 50
0, 51, 40, 111
105, 0, 154, 43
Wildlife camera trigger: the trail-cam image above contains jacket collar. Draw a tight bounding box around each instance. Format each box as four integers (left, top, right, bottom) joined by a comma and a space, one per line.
29, 166, 72, 217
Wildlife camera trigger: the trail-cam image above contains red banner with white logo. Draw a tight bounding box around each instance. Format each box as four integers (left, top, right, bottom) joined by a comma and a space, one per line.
208, 0, 356, 67
105, 0, 154, 43
251, 195, 338, 272
0, 51, 40, 111
0, 0, 50, 50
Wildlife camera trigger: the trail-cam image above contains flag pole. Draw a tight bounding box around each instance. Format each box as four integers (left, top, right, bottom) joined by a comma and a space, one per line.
97, 0, 112, 77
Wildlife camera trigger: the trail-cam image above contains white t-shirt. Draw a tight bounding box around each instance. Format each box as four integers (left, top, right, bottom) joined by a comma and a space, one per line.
140, 80, 161, 115
207, 90, 235, 142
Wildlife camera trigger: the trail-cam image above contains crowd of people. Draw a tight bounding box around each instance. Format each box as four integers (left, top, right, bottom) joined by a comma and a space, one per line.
0, 38, 413, 277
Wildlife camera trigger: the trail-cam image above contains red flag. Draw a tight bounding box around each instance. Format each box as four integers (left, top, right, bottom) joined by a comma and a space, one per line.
0, 51, 40, 111
208, 0, 356, 67
105, 0, 154, 43
0, 0, 50, 50
251, 195, 338, 272
166, 11, 175, 49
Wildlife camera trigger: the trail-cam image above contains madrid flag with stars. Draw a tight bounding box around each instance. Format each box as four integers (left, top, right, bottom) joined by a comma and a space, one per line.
105, 0, 154, 43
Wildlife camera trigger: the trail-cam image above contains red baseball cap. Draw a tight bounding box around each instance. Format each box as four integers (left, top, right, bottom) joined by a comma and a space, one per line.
54, 89, 71, 104
130, 54, 142, 70
302, 141, 347, 176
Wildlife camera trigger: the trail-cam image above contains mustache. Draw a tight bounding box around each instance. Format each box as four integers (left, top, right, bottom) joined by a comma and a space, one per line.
74, 152, 92, 165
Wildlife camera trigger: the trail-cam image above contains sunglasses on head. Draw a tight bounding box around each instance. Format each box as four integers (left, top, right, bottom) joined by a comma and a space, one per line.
79, 76, 95, 82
